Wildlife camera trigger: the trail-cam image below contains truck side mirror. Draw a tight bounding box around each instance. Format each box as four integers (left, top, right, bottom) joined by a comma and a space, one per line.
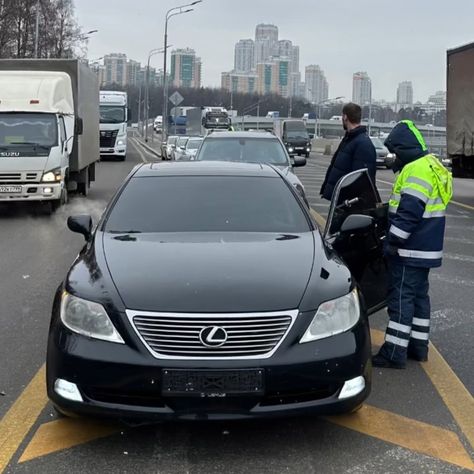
292, 156, 307, 167
75, 117, 83, 135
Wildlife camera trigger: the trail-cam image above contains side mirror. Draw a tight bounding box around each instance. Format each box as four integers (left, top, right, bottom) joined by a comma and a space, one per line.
340, 214, 374, 233
292, 156, 307, 167
384, 154, 396, 169
75, 117, 83, 135
180, 146, 185, 150
67, 215, 92, 241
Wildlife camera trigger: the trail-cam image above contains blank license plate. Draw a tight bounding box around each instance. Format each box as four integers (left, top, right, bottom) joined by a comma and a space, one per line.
0, 185, 21, 193
162, 369, 264, 397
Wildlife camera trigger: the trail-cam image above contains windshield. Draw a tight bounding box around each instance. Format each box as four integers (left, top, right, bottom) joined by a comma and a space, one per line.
167, 136, 178, 145
0, 113, 57, 149
197, 138, 289, 166
370, 137, 385, 149
100, 105, 126, 124
177, 137, 189, 147
284, 122, 309, 140
187, 139, 202, 150
105, 176, 310, 234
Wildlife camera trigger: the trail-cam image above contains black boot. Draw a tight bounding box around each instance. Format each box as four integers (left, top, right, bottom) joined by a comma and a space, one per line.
407, 347, 428, 362
372, 353, 406, 369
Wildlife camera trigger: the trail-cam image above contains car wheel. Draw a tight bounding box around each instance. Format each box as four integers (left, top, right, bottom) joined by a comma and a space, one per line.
349, 403, 363, 414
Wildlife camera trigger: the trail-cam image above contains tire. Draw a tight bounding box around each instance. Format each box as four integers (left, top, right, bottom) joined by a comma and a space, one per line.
305, 152, 310, 158
349, 403, 363, 414
78, 168, 89, 196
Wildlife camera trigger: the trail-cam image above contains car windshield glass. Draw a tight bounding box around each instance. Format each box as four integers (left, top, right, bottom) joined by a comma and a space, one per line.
370, 137, 384, 148
187, 139, 202, 150
177, 137, 188, 147
104, 176, 310, 233
168, 137, 178, 145
197, 138, 289, 166
100, 106, 125, 123
0, 113, 57, 148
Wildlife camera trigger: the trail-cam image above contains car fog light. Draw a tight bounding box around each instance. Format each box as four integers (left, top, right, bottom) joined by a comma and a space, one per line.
43, 187, 53, 194
338, 376, 365, 399
54, 378, 83, 402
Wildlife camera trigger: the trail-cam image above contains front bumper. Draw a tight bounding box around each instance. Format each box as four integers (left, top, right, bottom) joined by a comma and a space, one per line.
100, 144, 127, 156
47, 312, 371, 421
0, 182, 61, 201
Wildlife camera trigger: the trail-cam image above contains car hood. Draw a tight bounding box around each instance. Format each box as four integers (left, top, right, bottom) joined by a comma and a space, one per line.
102, 231, 315, 313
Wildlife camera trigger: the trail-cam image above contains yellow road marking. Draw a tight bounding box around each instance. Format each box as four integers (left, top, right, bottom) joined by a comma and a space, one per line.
376, 178, 474, 212
309, 208, 326, 228
19, 418, 119, 463
373, 328, 474, 450
0, 364, 48, 473
326, 404, 474, 470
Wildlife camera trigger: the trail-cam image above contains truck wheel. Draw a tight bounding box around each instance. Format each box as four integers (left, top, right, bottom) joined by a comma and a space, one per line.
119, 155, 126, 162
305, 152, 310, 158
78, 168, 89, 196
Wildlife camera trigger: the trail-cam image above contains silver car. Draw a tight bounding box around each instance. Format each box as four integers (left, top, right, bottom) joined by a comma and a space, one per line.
194, 131, 308, 204
370, 136, 395, 168
185, 137, 203, 160
173, 136, 190, 161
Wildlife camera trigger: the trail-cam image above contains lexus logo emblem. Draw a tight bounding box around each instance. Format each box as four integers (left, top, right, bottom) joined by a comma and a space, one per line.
199, 326, 228, 347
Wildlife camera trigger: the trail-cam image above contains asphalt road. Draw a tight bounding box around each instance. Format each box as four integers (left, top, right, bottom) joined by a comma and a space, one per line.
0, 140, 473, 473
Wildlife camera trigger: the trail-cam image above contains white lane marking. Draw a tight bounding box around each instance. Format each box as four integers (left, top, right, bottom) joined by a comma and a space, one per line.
444, 253, 474, 264
431, 273, 474, 288
445, 236, 474, 245
129, 138, 148, 163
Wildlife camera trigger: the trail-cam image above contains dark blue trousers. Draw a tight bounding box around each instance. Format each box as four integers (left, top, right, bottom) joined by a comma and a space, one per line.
378, 262, 431, 364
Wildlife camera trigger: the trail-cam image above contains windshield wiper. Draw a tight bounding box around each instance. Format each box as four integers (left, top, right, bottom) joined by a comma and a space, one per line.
9, 142, 51, 150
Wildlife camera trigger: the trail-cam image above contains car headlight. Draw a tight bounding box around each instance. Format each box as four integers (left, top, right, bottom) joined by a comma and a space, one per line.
288, 147, 294, 153
42, 168, 62, 182
60, 292, 124, 344
387, 152, 396, 159
300, 289, 360, 343
117, 139, 125, 146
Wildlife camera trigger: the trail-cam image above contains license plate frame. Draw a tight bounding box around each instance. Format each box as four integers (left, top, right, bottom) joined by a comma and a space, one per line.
162, 368, 264, 397
0, 185, 22, 194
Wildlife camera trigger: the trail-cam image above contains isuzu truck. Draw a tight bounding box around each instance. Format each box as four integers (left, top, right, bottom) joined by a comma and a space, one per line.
0, 59, 100, 212
99, 90, 129, 160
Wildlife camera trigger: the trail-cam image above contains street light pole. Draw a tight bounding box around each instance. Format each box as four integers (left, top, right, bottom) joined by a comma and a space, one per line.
162, 1, 203, 141
34, 0, 40, 58
145, 47, 165, 142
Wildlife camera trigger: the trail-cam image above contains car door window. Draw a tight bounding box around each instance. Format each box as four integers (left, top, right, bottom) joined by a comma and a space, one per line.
324, 169, 389, 314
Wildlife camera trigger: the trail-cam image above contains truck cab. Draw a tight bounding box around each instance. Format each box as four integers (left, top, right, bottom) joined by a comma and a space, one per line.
99, 91, 129, 160
0, 71, 74, 211
274, 119, 312, 157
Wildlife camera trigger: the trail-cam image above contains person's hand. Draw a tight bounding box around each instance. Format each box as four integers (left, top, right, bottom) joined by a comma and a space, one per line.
385, 244, 398, 257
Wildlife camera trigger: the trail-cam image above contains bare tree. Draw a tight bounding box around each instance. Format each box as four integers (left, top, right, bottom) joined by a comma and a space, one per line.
0, 0, 85, 59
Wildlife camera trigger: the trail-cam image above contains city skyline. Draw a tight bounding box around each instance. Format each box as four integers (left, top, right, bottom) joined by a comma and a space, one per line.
74, 0, 474, 103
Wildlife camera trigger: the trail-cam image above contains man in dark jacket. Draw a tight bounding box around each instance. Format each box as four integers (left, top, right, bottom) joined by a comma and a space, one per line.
320, 103, 377, 200
373, 121, 452, 369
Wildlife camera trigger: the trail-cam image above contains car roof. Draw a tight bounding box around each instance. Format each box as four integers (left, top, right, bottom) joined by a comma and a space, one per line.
133, 161, 280, 178
205, 131, 276, 139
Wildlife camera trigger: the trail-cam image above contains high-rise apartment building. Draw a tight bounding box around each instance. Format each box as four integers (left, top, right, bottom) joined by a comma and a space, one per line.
104, 53, 127, 86
305, 65, 329, 104
170, 48, 202, 88
352, 71, 372, 105
254, 23, 279, 66
126, 59, 141, 86
221, 71, 258, 95
256, 57, 291, 97
234, 39, 254, 72
396, 81, 414, 108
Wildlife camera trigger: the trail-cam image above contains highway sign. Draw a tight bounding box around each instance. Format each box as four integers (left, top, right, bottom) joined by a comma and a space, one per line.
169, 91, 184, 106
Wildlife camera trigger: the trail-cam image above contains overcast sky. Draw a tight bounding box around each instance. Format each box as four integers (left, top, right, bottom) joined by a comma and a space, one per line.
75, 0, 474, 102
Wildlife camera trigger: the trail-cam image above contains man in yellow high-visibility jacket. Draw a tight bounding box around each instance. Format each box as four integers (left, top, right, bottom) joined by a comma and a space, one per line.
373, 120, 453, 369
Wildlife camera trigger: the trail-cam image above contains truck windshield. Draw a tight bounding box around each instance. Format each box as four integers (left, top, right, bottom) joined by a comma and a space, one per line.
100, 106, 126, 124
0, 113, 57, 148
285, 122, 309, 139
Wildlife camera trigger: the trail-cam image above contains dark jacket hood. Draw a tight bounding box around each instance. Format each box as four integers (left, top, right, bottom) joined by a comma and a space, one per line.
384, 120, 429, 166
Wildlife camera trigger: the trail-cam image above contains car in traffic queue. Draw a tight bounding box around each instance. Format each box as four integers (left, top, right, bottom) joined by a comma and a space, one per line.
154, 115, 163, 133
184, 136, 203, 160
47, 161, 389, 421
172, 136, 190, 161
370, 136, 395, 168
160, 135, 178, 160
194, 131, 309, 205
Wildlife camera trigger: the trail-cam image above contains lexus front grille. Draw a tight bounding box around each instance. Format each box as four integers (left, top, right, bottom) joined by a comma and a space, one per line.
126, 310, 298, 359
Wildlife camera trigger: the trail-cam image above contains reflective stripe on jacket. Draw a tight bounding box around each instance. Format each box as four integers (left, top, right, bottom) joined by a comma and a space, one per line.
387, 154, 453, 268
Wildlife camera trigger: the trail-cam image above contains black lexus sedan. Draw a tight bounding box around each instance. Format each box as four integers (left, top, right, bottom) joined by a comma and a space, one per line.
47, 162, 388, 420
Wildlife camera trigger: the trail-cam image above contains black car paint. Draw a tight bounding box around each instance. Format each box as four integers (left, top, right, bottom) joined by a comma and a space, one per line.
47, 163, 382, 420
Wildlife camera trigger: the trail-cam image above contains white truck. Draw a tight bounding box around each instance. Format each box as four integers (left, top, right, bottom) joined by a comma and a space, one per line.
99, 90, 129, 160
0, 59, 100, 212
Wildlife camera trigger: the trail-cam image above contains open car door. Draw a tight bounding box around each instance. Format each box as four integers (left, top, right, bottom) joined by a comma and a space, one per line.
324, 169, 389, 314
